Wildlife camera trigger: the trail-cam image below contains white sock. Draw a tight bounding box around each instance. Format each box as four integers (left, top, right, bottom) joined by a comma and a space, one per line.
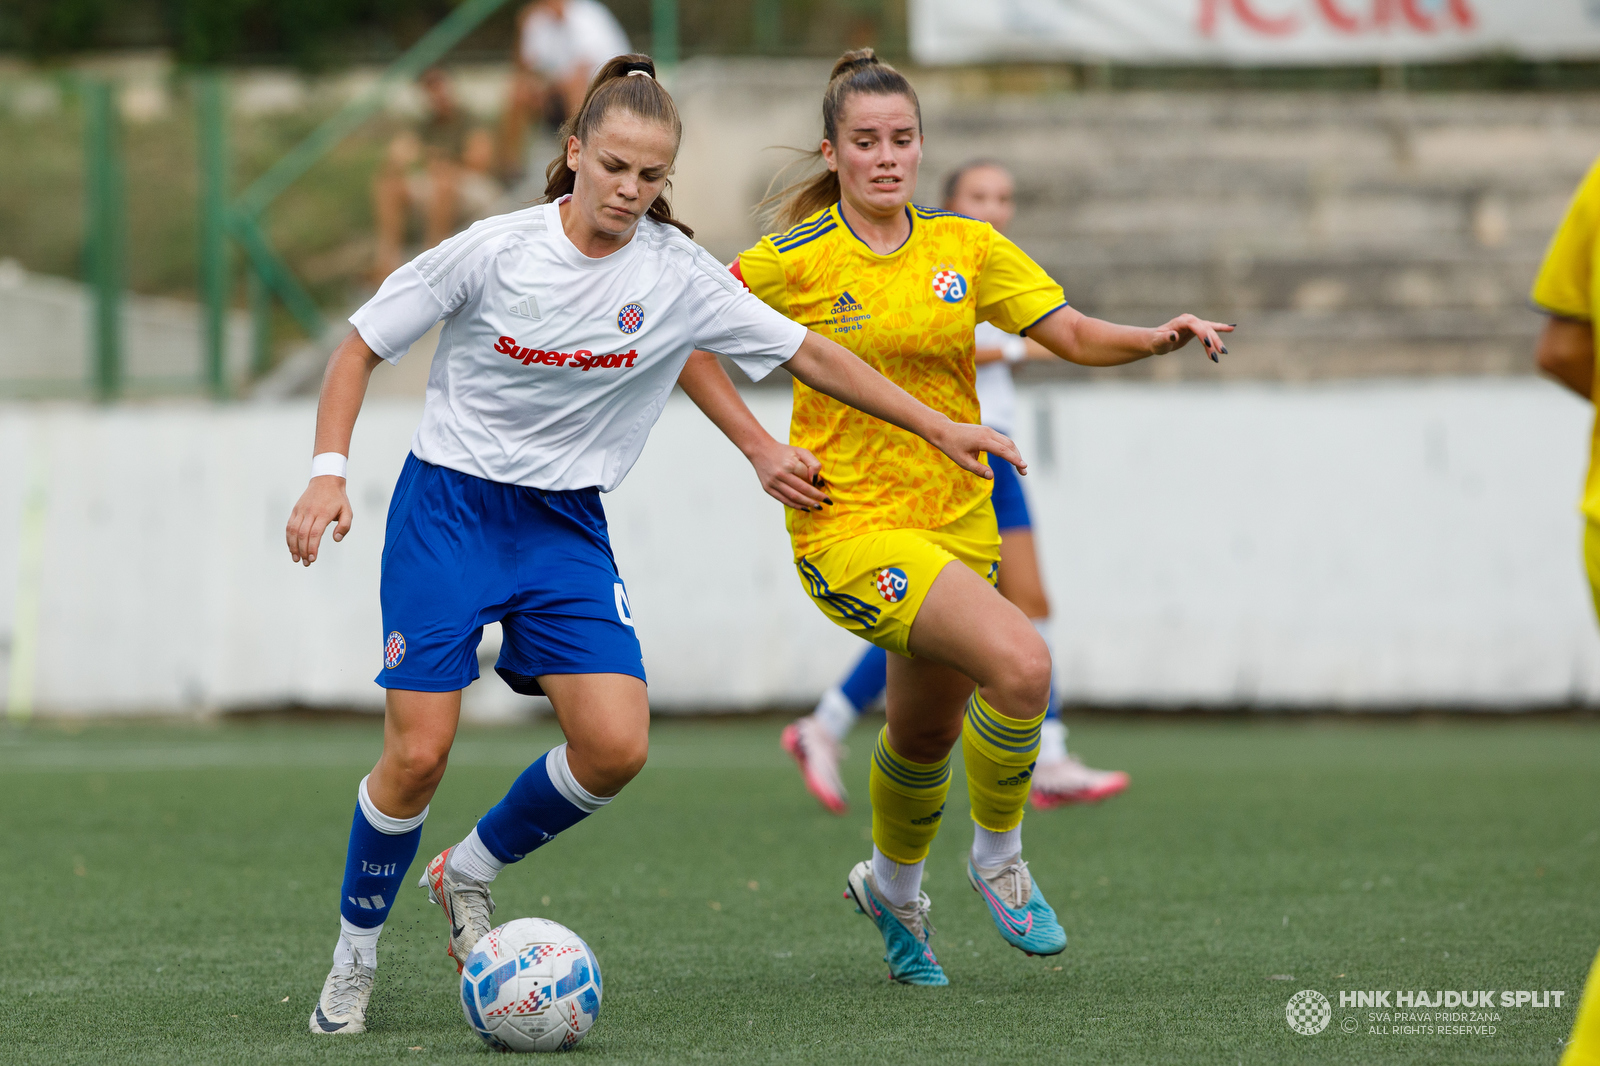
357, 775, 429, 834
971, 822, 1022, 870
1031, 616, 1060, 714
545, 743, 610, 814
871, 846, 925, 908
811, 687, 857, 743
334, 917, 381, 969
446, 826, 505, 883
1039, 718, 1068, 764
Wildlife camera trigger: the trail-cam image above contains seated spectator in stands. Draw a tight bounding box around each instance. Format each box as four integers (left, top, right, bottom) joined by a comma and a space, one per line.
497, 0, 630, 180
373, 67, 501, 280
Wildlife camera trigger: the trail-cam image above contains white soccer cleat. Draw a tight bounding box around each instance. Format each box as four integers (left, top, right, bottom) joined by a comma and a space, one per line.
308, 950, 375, 1035
781, 715, 849, 814
418, 848, 496, 973
1029, 753, 1130, 809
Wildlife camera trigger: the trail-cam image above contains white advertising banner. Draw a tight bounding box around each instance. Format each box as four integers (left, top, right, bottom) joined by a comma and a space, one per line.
911, 0, 1600, 66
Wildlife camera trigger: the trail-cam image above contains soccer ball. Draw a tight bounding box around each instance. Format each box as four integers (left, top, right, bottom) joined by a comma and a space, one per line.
459, 917, 602, 1052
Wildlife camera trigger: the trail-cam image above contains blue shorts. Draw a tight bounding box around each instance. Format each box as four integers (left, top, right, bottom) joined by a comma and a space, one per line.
377, 453, 645, 695
990, 456, 1032, 532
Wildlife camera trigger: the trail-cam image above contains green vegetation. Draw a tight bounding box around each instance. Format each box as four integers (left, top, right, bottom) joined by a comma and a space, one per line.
0, 713, 1592, 1064
0, 92, 390, 314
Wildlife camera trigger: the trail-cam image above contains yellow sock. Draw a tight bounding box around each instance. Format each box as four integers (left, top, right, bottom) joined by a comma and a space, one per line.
962, 691, 1044, 833
1563, 945, 1600, 1066
868, 728, 952, 865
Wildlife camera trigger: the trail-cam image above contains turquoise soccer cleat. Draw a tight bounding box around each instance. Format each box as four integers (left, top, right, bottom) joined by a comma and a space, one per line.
967, 858, 1067, 957
844, 860, 949, 986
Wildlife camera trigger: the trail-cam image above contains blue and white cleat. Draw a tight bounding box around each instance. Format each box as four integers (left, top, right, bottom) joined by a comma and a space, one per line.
967, 858, 1067, 957
844, 860, 948, 986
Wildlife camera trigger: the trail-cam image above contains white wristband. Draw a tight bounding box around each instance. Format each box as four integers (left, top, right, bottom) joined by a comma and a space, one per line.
1001, 337, 1028, 364
311, 452, 348, 480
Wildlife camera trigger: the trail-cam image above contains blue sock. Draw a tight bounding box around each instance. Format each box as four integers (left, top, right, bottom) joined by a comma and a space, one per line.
475, 745, 608, 865
839, 644, 889, 712
338, 776, 426, 930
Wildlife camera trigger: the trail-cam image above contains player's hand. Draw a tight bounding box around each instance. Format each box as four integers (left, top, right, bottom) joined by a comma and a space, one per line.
286, 476, 352, 566
932, 421, 1026, 481
1150, 315, 1234, 361
747, 439, 830, 512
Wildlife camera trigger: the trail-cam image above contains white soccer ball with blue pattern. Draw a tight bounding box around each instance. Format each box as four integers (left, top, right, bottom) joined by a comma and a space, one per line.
459, 917, 602, 1052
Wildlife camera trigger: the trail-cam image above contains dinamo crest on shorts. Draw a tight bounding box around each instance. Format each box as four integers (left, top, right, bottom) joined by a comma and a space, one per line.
617, 303, 645, 334
384, 631, 406, 669
931, 269, 968, 304
873, 566, 910, 603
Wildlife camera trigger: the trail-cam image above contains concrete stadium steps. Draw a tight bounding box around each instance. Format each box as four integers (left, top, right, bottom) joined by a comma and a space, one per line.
914, 91, 1600, 380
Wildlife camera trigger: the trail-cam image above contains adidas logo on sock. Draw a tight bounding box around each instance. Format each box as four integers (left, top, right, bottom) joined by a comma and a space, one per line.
508, 296, 541, 320
348, 894, 388, 910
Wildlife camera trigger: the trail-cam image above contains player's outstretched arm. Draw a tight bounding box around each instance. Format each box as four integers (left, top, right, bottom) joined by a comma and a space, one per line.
678, 351, 830, 511
286, 329, 384, 566
1027, 306, 1234, 367
783, 331, 1024, 481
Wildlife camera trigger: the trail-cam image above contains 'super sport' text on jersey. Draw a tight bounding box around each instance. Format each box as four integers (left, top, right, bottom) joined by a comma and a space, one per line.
352, 201, 807, 492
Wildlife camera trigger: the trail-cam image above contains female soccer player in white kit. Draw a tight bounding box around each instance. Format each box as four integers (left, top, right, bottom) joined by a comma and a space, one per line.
286, 55, 1020, 1035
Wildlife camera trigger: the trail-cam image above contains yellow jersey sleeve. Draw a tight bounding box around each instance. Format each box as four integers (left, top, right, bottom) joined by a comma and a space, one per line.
734, 239, 790, 318
1533, 156, 1600, 321
974, 232, 1068, 336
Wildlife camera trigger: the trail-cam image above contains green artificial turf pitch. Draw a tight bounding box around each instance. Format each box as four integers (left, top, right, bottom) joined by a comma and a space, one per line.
0, 714, 1595, 1065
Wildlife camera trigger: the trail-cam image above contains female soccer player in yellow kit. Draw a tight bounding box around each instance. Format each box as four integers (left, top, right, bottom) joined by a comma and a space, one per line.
679, 49, 1231, 985
1531, 154, 1600, 1066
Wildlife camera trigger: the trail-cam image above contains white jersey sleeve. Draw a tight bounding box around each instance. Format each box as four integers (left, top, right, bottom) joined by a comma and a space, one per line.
350, 215, 544, 363
680, 244, 808, 382
973, 320, 1020, 437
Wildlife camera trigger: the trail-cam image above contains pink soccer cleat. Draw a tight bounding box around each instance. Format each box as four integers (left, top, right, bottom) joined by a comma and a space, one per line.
781, 715, 849, 814
1029, 753, 1130, 809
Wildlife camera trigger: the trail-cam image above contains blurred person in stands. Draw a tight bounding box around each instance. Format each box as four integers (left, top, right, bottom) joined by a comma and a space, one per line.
373, 67, 501, 280
1531, 157, 1600, 1066
497, 0, 630, 180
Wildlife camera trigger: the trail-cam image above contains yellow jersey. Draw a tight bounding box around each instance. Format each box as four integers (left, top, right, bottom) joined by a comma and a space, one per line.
1532, 155, 1600, 524
735, 203, 1067, 557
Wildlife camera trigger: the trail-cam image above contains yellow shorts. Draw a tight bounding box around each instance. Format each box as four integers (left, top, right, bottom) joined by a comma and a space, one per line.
794, 499, 1001, 657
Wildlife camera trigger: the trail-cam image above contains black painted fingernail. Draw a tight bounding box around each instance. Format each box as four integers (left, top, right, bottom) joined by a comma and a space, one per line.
1221, 346, 1228, 354
1229, 323, 1238, 327
1204, 337, 1211, 347
1210, 351, 1218, 362
824, 497, 833, 504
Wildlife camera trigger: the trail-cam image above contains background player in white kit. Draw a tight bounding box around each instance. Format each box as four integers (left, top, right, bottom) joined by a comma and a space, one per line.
284, 56, 1022, 1035
781, 161, 1130, 815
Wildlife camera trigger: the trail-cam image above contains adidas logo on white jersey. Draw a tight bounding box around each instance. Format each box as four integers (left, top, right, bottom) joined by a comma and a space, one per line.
508, 296, 541, 320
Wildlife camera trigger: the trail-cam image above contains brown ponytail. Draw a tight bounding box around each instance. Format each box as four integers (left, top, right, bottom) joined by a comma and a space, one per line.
543, 54, 693, 238
758, 48, 923, 232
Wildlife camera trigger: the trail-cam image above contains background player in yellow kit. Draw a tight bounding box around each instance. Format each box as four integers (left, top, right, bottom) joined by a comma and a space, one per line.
679, 49, 1230, 985
1531, 154, 1600, 1066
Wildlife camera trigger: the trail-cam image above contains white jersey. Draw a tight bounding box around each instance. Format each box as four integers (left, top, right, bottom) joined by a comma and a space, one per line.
973, 320, 1019, 438
351, 201, 807, 491
519, 0, 630, 81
